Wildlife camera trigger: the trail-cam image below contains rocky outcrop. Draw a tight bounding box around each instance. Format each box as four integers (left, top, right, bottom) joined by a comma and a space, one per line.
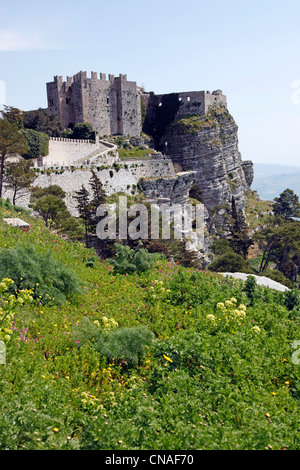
160, 105, 253, 214
242, 161, 254, 188
140, 171, 196, 205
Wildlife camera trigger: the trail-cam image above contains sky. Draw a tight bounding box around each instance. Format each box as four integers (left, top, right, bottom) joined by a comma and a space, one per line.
1, 0, 300, 167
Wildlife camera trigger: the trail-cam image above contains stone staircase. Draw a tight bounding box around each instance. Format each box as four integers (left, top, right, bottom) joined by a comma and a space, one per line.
37, 137, 119, 168
73, 141, 114, 165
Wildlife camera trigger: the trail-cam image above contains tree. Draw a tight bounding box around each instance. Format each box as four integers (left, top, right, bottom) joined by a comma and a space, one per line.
89, 169, 106, 208
88, 170, 106, 233
72, 122, 95, 141
21, 128, 49, 160
30, 184, 66, 201
22, 108, 64, 137
0, 120, 28, 198
228, 196, 253, 259
29, 185, 70, 227
58, 216, 85, 241
254, 220, 300, 282
4, 159, 38, 205
273, 188, 300, 219
73, 185, 93, 245
1, 105, 24, 129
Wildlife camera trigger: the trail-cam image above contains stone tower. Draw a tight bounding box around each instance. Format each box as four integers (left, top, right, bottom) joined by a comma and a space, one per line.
46, 71, 142, 137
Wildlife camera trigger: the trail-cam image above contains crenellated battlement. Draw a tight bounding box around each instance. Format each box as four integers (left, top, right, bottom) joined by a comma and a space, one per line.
47, 71, 141, 137
47, 71, 227, 140
52, 71, 129, 86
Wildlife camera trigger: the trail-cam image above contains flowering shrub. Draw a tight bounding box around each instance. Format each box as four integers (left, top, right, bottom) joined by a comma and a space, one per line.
0, 278, 33, 343
206, 297, 261, 334
93, 316, 118, 331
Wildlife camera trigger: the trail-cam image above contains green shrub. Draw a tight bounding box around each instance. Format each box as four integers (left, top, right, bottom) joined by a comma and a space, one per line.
208, 252, 253, 273
0, 243, 82, 304
94, 326, 154, 368
108, 244, 164, 274
243, 275, 257, 305
284, 289, 300, 311
74, 317, 154, 368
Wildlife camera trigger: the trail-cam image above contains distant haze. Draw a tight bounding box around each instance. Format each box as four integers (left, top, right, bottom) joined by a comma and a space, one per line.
252, 163, 300, 201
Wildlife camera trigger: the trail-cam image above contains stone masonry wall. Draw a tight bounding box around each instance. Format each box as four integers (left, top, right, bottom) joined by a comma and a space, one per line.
47, 72, 141, 137
40, 137, 103, 167
3, 159, 176, 217
142, 89, 227, 149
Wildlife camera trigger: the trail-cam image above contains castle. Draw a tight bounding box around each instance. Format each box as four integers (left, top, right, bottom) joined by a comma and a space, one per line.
46, 71, 227, 138
47, 71, 142, 137
3, 71, 253, 261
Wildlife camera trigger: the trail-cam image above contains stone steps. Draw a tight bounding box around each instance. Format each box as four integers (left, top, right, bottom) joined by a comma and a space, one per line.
73, 143, 111, 164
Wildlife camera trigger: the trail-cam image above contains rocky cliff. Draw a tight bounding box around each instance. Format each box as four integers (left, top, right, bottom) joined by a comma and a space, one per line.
158, 105, 253, 216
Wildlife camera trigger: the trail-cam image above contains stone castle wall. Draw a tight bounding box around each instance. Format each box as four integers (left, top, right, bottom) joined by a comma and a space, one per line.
148, 90, 227, 120
141, 89, 227, 149
47, 71, 226, 141
3, 159, 176, 216
47, 72, 141, 137
36, 137, 118, 167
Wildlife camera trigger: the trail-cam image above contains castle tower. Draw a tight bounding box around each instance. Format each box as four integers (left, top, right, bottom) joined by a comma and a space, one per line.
46, 72, 142, 136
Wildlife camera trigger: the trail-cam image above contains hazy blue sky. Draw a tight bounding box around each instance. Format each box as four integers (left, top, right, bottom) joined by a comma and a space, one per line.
1, 0, 300, 166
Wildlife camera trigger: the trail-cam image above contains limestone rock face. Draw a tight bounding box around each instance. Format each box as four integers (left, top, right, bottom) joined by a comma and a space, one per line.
140, 171, 196, 205
161, 106, 253, 213
242, 160, 254, 188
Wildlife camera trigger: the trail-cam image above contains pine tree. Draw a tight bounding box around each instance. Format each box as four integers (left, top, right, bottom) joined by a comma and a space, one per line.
228, 196, 253, 259
73, 185, 92, 245
273, 188, 300, 219
29, 185, 70, 228
0, 120, 28, 197
254, 220, 300, 282
4, 159, 38, 205
88, 169, 106, 233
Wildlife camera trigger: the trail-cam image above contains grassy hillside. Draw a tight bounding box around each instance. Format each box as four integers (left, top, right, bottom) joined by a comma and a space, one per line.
0, 203, 300, 450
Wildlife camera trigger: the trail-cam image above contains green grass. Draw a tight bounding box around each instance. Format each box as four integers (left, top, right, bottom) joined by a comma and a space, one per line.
168, 106, 234, 136
0, 203, 300, 450
118, 147, 156, 160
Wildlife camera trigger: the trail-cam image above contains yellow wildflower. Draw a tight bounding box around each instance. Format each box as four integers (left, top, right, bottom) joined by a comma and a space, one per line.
206, 314, 216, 322
163, 354, 173, 363
252, 326, 260, 334
216, 302, 225, 310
